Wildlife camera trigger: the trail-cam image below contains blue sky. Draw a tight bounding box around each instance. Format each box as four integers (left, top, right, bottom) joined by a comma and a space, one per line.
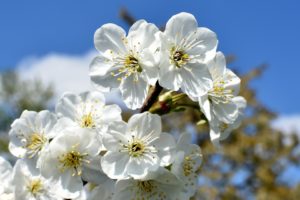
0, 0, 299, 114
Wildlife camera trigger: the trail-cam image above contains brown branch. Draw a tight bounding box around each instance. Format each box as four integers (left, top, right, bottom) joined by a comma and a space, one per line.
140, 82, 163, 113
120, 8, 136, 26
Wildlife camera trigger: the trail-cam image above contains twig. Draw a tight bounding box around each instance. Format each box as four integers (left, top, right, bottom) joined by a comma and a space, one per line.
140, 82, 163, 112
120, 8, 136, 26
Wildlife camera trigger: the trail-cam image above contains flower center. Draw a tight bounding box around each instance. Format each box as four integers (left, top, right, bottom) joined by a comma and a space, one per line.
26, 133, 47, 157
81, 113, 95, 128
27, 179, 43, 196
58, 149, 89, 176
209, 80, 234, 104
124, 55, 142, 73
183, 156, 195, 176
170, 47, 189, 68
128, 141, 145, 157
110, 54, 143, 82
137, 181, 155, 193
219, 122, 229, 132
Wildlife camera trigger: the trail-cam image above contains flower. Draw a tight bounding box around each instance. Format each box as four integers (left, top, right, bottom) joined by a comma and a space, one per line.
9, 110, 57, 160
39, 128, 100, 199
101, 112, 176, 180
158, 12, 218, 98
55, 91, 121, 134
12, 159, 63, 200
113, 169, 188, 200
172, 133, 202, 198
209, 96, 247, 145
0, 156, 14, 199
90, 20, 160, 109
197, 52, 241, 124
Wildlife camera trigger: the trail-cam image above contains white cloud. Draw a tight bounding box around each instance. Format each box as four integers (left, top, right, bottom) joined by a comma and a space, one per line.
16, 50, 123, 105
271, 115, 300, 135
17, 50, 96, 96
272, 115, 300, 146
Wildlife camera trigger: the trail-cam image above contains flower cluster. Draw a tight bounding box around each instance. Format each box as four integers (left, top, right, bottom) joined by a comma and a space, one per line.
1, 12, 246, 200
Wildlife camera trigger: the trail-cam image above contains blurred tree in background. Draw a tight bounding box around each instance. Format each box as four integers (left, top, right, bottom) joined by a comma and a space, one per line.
0, 70, 54, 152
0, 9, 299, 200
164, 65, 300, 200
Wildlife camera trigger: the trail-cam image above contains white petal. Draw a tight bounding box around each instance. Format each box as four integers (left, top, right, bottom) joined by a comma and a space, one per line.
86, 179, 116, 200
159, 60, 183, 91
127, 112, 161, 139
113, 180, 134, 200
56, 92, 80, 120
209, 120, 222, 147
59, 171, 82, 198
12, 110, 37, 133
153, 132, 176, 166
89, 56, 123, 92
8, 129, 27, 158
101, 104, 122, 124
89, 55, 116, 77
94, 23, 127, 55
165, 12, 198, 42
120, 75, 149, 110
82, 156, 108, 185
233, 96, 247, 110
101, 152, 130, 179
186, 27, 218, 58
103, 121, 128, 151
139, 48, 159, 86
180, 62, 213, 97
79, 91, 105, 104
36, 110, 57, 138
224, 69, 241, 96
213, 101, 239, 123
127, 20, 160, 52
0, 156, 12, 192
126, 157, 158, 179
90, 67, 122, 92
208, 51, 226, 80
198, 94, 212, 121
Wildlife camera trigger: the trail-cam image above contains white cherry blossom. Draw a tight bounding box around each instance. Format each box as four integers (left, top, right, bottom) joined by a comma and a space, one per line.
172, 133, 202, 198
55, 91, 121, 135
90, 20, 160, 109
209, 96, 247, 145
39, 128, 99, 199
12, 159, 63, 200
9, 110, 57, 160
101, 112, 176, 180
0, 156, 14, 199
197, 52, 241, 124
158, 12, 218, 98
113, 169, 188, 200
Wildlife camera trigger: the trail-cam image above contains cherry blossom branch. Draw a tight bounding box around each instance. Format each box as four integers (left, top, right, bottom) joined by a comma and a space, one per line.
140, 81, 163, 112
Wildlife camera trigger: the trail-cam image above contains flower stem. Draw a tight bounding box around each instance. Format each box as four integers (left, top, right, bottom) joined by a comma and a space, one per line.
140, 81, 163, 113
175, 103, 200, 110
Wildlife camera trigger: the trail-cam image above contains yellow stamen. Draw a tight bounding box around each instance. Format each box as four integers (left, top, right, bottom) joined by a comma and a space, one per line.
27, 179, 43, 195
80, 113, 95, 128
170, 47, 189, 68
137, 181, 155, 193
26, 133, 47, 158
58, 149, 89, 176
